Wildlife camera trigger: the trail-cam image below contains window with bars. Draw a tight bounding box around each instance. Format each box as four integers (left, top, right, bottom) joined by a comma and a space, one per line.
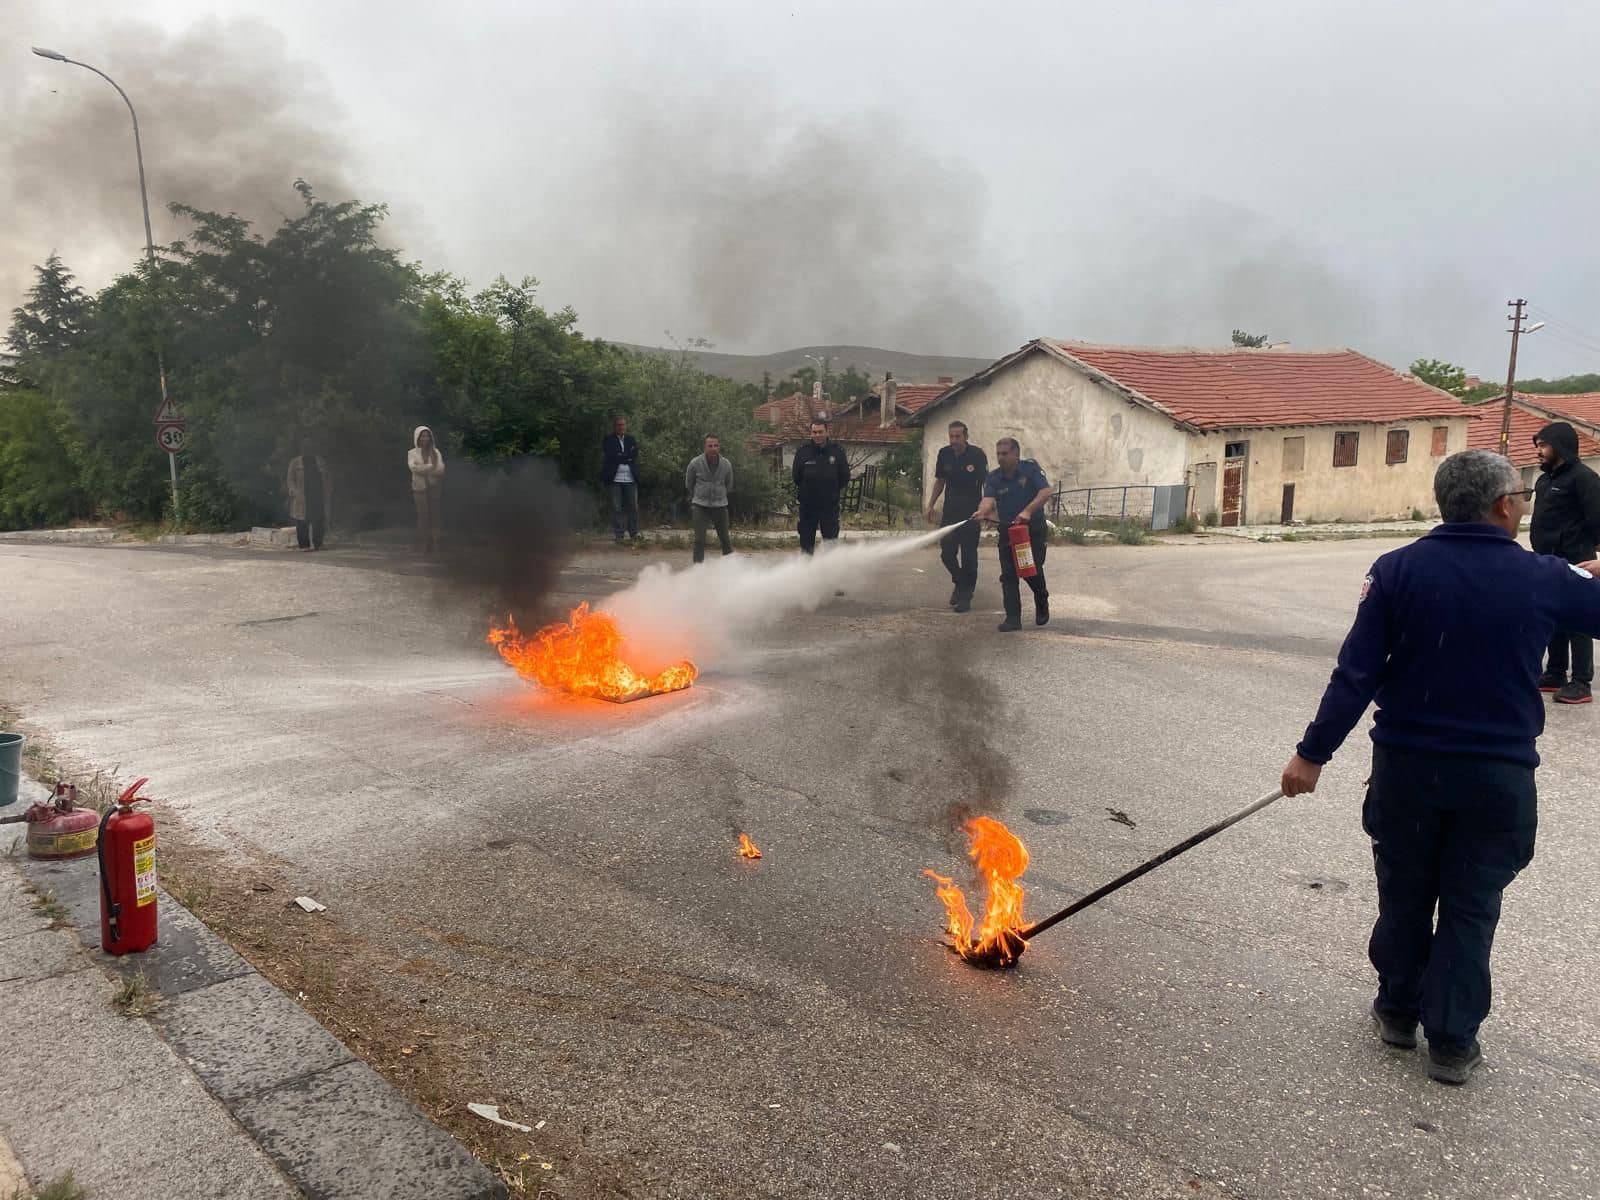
1386, 430, 1409, 465
1333, 432, 1359, 467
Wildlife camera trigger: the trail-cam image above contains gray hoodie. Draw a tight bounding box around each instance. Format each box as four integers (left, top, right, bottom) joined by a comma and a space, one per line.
685, 453, 733, 507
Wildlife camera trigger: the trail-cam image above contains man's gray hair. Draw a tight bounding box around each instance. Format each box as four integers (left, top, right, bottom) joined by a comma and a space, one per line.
1434, 450, 1518, 523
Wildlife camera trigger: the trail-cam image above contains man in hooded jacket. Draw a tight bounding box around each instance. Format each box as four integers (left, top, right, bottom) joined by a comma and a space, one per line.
1531, 420, 1600, 703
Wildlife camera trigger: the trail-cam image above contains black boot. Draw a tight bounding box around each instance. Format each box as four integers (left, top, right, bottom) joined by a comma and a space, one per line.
1035, 595, 1050, 626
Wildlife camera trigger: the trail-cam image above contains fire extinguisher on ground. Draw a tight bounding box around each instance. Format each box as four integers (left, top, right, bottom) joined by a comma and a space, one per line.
98, 777, 158, 955
1007, 521, 1039, 578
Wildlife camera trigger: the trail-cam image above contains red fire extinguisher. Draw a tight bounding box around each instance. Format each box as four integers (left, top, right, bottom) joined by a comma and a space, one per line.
1007, 521, 1038, 578
98, 777, 157, 955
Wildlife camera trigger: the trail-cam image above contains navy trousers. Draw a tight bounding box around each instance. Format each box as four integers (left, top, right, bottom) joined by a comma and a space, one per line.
1363, 745, 1536, 1050
939, 519, 981, 595
997, 524, 1048, 622
797, 499, 840, 555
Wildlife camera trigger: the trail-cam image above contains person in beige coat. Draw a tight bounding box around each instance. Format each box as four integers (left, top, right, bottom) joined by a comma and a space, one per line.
286, 438, 332, 551
408, 425, 445, 553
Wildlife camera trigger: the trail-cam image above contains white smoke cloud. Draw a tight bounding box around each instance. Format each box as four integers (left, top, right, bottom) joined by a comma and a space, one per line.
602, 524, 958, 674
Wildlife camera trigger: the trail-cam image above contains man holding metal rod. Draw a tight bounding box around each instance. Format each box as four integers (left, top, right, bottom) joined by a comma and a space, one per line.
1281, 450, 1600, 1085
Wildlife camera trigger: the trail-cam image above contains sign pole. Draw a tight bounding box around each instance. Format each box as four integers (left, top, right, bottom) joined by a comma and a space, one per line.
158, 360, 179, 527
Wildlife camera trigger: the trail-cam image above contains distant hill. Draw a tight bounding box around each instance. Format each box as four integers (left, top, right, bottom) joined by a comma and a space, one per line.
616, 342, 995, 389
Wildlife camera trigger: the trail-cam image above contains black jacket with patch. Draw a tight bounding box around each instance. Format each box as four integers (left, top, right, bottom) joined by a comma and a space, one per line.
1531, 421, 1600, 563
792, 440, 851, 507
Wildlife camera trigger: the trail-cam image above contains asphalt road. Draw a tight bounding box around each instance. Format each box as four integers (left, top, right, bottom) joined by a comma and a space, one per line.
2, 535, 1596, 1199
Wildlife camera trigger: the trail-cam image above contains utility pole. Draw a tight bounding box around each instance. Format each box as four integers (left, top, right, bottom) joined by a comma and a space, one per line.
1497, 298, 1528, 457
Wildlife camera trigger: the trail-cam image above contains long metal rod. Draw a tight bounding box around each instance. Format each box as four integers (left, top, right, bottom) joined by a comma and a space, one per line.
1020, 788, 1285, 940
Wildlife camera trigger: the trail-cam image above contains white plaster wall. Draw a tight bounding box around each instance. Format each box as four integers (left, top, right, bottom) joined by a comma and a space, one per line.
918, 352, 1189, 505
1185, 418, 1472, 524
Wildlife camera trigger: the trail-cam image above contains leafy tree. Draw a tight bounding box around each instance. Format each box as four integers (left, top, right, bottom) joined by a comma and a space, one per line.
1231, 329, 1270, 348
1409, 358, 1468, 397
0, 181, 800, 531
6, 254, 90, 390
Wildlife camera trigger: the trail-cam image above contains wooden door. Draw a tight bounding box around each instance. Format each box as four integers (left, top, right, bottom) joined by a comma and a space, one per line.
1222, 463, 1244, 526
1280, 483, 1295, 524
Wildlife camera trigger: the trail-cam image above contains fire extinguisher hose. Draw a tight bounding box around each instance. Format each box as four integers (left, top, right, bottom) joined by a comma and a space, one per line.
96, 807, 120, 944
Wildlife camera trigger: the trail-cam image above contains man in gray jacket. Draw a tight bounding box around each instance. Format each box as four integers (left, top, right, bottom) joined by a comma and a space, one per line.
685, 434, 734, 563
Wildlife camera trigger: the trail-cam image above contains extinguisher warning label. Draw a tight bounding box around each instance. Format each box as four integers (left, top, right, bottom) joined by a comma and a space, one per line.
133, 835, 157, 907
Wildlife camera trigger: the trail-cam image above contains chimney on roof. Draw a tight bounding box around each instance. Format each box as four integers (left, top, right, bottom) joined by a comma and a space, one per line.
882, 372, 897, 429
938, 376, 954, 385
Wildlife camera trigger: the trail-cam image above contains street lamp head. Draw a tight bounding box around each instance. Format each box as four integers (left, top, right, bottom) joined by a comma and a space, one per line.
31, 46, 69, 62
1525, 322, 1546, 335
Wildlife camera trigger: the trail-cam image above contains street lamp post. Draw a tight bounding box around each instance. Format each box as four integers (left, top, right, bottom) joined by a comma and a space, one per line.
32, 46, 180, 524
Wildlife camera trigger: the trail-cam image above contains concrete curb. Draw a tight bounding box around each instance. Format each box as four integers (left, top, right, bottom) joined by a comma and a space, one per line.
8, 781, 506, 1200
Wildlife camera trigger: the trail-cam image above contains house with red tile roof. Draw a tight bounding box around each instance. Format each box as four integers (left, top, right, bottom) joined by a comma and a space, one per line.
751, 375, 951, 471
909, 340, 1473, 525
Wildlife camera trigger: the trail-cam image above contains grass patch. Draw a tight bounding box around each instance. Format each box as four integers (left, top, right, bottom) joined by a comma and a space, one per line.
13, 1172, 89, 1200
1203, 508, 1219, 527
1111, 522, 1149, 545
29, 887, 68, 924
1410, 507, 1427, 522
1280, 531, 1300, 542
112, 973, 158, 1018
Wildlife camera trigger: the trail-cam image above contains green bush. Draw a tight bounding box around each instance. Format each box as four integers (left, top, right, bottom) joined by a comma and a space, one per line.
1113, 522, 1149, 545
0, 390, 87, 530
1410, 507, 1426, 522
168, 462, 241, 532
1202, 508, 1219, 527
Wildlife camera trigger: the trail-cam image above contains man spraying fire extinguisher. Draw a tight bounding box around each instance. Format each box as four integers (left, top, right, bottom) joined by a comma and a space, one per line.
971, 437, 1050, 633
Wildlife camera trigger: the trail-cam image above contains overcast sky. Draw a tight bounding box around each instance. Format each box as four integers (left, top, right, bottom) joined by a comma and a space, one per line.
6, 0, 1600, 378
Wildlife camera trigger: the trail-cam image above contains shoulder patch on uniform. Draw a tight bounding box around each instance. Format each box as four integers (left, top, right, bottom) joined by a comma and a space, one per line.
1569, 563, 1594, 580
1359, 573, 1374, 602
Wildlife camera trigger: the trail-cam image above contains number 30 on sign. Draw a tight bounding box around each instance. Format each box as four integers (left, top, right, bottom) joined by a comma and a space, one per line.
155, 423, 188, 454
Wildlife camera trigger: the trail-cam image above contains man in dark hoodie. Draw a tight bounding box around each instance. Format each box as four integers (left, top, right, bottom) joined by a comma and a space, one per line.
1531, 420, 1600, 704
1282, 449, 1600, 1085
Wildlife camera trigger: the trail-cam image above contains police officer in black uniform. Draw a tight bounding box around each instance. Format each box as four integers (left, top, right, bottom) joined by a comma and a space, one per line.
925, 420, 988, 612
972, 437, 1050, 632
791, 418, 851, 555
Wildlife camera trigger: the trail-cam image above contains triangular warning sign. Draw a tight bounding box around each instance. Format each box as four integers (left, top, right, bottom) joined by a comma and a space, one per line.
153, 395, 182, 423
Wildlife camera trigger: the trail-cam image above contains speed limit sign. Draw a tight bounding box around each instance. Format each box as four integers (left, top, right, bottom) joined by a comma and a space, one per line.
155, 422, 188, 454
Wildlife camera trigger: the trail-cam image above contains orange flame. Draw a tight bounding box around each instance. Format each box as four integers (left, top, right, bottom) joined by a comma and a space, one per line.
924, 816, 1030, 964
737, 833, 762, 859
487, 604, 697, 702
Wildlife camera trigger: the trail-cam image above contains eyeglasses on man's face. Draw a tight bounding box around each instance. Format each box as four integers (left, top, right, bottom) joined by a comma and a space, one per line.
1501, 488, 1535, 502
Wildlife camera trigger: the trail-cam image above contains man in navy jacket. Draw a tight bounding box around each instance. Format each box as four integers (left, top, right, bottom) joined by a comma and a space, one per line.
601, 415, 641, 543
1281, 450, 1600, 1085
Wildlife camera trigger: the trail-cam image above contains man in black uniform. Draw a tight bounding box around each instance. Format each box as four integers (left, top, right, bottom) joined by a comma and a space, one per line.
925, 421, 988, 612
972, 438, 1050, 632
1531, 421, 1600, 704
791, 419, 851, 555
